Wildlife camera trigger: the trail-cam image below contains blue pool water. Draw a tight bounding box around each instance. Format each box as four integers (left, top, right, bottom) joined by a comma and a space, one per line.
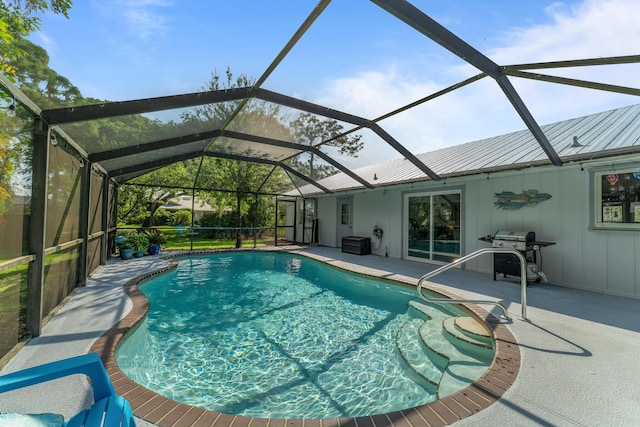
116, 252, 492, 419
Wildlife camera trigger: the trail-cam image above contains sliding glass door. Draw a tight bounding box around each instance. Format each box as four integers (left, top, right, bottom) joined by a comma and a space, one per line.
405, 191, 461, 263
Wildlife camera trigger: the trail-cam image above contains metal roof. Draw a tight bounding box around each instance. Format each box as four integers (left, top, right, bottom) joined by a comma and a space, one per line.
298, 103, 640, 195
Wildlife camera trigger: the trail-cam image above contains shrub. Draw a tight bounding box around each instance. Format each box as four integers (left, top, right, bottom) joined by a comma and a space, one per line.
142, 228, 167, 245
173, 209, 192, 226
131, 232, 149, 252
197, 212, 219, 238
116, 230, 138, 250
151, 208, 173, 226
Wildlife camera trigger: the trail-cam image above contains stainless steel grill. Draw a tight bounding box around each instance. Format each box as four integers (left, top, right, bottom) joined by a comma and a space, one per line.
491, 230, 536, 251
480, 230, 555, 283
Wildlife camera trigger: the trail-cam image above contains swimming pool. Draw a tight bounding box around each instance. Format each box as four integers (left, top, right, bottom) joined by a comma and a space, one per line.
115, 251, 494, 419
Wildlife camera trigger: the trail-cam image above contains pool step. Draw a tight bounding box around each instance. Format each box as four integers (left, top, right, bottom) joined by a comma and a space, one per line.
442, 317, 494, 358
401, 301, 495, 398
408, 300, 433, 320
395, 318, 444, 392
438, 353, 493, 398
452, 316, 492, 344
435, 319, 494, 398
409, 300, 456, 319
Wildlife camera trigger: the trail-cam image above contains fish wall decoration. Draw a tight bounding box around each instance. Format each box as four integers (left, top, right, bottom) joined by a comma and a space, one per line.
494, 190, 552, 210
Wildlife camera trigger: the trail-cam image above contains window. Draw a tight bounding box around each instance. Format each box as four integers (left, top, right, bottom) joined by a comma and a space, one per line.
303, 199, 316, 229
595, 166, 640, 229
340, 202, 350, 225
404, 190, 461, 263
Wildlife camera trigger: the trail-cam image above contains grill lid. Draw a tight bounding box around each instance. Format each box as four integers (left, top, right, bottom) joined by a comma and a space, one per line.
493, 230, 535, 242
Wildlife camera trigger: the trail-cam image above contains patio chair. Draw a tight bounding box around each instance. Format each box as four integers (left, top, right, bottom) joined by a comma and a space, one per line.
0, 352, 136, 426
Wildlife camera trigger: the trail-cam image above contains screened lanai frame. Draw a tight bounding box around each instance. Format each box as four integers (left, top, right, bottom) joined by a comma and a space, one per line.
1, 0, 639, 357
9, 3, 640, 192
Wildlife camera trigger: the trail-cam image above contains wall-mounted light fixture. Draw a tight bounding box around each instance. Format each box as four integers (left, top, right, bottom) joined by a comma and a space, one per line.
50, 134, 58, 145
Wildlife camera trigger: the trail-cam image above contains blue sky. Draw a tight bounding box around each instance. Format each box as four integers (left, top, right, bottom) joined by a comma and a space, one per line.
31, 0, 640, 166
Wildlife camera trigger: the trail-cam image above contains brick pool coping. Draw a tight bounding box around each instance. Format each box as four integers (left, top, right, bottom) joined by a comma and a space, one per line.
90, 249, 520, 427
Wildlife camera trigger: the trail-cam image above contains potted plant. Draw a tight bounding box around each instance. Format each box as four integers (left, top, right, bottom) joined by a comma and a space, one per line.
144, 228, 166, 255
131, 232, 149, 258
116, 235, 134, 260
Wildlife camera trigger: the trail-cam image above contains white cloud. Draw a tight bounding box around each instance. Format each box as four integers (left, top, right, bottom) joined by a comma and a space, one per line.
492, 0, 640, 62
488, 0, 640, 121
316, 66, 444, 118
313, 0, 640, 165
95, 0, 173, 40
315, 63, 520, 165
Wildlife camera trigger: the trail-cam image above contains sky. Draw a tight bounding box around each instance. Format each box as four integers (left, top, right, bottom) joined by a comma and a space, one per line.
30, 0, 640, 168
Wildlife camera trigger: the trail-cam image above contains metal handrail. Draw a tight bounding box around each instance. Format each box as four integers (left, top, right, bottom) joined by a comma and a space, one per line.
417, 247, 529, 321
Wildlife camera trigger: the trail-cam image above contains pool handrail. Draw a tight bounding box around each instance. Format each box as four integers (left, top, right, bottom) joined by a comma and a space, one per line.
417, 247, 528, 321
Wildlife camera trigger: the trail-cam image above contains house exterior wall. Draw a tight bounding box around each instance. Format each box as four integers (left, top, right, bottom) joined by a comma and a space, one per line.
316, 158, 640, 299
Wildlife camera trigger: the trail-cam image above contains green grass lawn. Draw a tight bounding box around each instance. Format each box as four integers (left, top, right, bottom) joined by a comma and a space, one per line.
162, 234, 274, 250
117, 226, 276, 251
0, 264, 29, 355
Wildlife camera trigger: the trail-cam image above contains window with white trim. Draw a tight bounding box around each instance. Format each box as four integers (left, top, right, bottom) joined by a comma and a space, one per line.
595, 165, 640, 229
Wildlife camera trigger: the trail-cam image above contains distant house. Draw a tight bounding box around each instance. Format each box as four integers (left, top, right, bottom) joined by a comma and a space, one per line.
161, 196, 215, 221
291, 103, 640, 299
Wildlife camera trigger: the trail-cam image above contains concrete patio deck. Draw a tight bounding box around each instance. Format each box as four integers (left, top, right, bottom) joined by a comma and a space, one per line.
1, 246, 639, 426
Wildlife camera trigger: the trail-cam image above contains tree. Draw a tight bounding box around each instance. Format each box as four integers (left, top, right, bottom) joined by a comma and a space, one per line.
289, 112, 363, 181
117, 163, 192, 226
0, 112, 22, 218
2, 38, 191, 226
1, 34, 79, 229
181, 68, 291, 247
115, 67, 293, 235
2, 36, 178, 234
10, 38, 82, 107
0, 36, 88, 204
1, 0, 73, 79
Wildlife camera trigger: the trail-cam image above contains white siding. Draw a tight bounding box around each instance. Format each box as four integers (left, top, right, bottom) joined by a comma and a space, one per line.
351, 190, 404, 258
606, 231, 636, 297
317, 197, 337, 247
317, 159, 640, 299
